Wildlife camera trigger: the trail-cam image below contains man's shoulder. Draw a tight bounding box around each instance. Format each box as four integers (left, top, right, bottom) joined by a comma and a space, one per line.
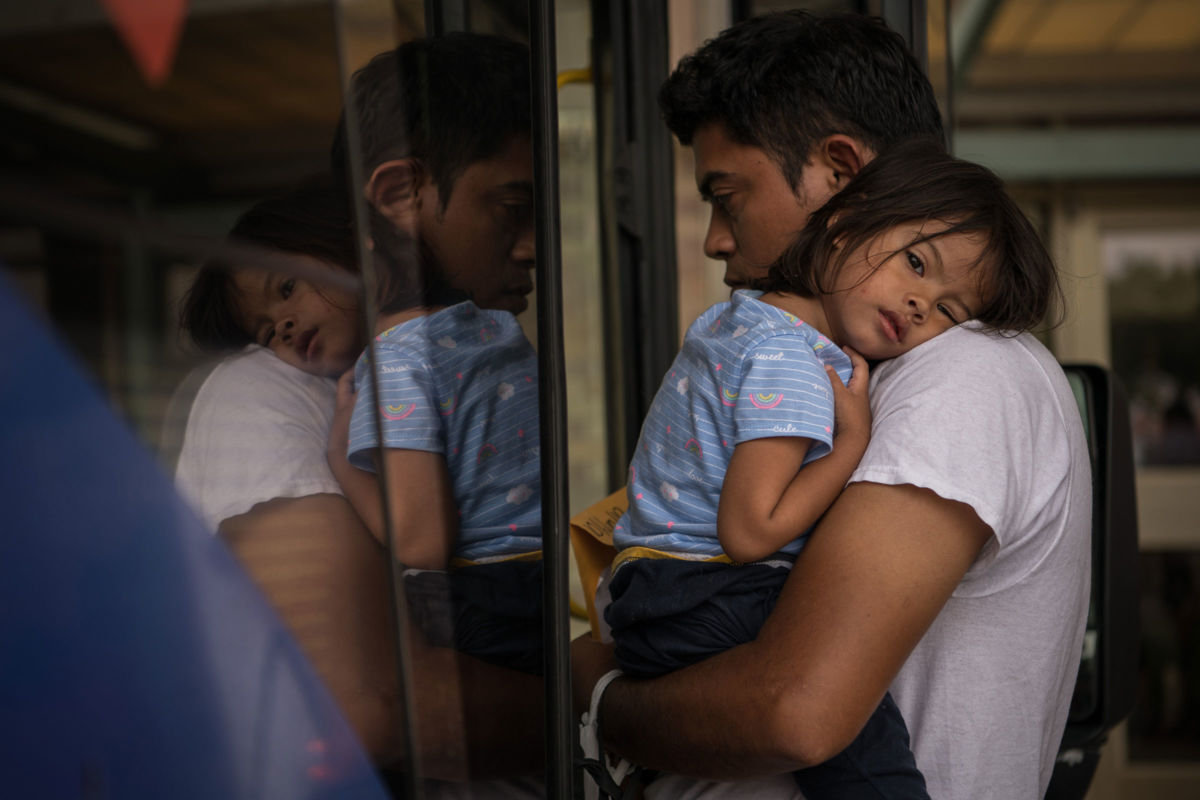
195, 346, 335, 416
881, 325, 1055, 390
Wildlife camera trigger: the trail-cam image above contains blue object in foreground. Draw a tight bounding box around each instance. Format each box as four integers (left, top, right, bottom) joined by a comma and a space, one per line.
0, 275, 389, 800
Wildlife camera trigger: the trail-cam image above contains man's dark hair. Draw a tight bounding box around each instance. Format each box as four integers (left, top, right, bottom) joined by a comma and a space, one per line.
180, 176, 358, 352
761, 138, 1063, 333
659, 11, 945, 188
332, 33, 532, 210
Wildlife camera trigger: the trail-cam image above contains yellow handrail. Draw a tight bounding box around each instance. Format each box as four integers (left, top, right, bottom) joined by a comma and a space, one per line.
556, 67, 592, 90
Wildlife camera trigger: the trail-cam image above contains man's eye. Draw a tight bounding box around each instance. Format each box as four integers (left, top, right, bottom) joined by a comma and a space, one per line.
711, 194, 733, 213
498, 201, 532, 227
906, 251, 925, 276
280, 278, 295, 299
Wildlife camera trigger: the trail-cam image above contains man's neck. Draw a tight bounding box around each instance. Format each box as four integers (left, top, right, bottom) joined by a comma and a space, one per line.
757, 291, 832, 340
374, 306, 444, 336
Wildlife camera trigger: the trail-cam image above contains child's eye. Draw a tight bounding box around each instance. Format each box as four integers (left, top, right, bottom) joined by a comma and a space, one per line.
937, 304, 960, 324
280, 278, 295, 299
262, 326, 276, 346
906, 251, 925, 276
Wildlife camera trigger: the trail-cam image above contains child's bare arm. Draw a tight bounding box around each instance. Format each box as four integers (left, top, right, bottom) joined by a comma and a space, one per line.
328, 370, 388, 543
379, 449, 458, 570
717, 348, 871, 564
327, 371, 457, 569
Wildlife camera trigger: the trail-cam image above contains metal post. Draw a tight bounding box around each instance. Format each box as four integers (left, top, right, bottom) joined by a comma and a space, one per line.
528, 0, 574, 794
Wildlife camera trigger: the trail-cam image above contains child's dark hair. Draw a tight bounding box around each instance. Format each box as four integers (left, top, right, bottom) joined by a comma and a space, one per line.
180, 176, 358, 352
331, 33, 532, 210
659, 11, 944, 190
760, 138, 1062, 332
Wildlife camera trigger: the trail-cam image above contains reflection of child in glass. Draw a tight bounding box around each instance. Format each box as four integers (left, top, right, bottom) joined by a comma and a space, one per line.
180, 178, 365, 382
606, 140, 1061, 798
327, 219, 543, 674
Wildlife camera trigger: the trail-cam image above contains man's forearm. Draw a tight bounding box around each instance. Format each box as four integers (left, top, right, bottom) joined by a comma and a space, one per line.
585, 482, 990, 781
598, 641, 815, 779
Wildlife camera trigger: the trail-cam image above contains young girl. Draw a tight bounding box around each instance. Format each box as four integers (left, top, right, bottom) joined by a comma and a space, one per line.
605, 139, 1061, 798
325, 215, 544, 674
180, 178, 364, 382
175, 179, 371, 532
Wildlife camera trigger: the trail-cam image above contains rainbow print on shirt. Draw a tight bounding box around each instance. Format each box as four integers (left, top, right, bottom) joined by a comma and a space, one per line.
477, 443, 499, 465
749, 392, 784, 410
381, 403, 416, 420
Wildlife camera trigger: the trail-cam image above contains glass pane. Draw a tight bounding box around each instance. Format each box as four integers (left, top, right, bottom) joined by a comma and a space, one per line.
332, 1, 550, 791
2, 0, 563, 794
0, 2, 395, 796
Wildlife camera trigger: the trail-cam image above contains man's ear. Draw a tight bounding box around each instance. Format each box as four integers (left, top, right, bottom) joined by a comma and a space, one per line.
365, 158, 427, 234
814, 134, 873, 191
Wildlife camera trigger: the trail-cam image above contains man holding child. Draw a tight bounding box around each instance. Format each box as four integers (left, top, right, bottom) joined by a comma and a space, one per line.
572, 11, 1090, 799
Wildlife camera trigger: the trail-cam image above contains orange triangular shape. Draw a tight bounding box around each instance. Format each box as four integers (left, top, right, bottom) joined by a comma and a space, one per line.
101, 0, 189, 87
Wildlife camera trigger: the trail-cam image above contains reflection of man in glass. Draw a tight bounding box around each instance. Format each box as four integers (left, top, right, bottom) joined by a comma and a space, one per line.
333, 35, 546, 791
327, 211, 544, 676
335, 34, 536, 316
332, 32, 545, 657
175, 32, 544, 787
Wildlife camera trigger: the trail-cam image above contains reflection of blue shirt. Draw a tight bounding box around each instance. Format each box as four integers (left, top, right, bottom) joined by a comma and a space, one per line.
347, 302, 540, 562
614, 290, 852, 558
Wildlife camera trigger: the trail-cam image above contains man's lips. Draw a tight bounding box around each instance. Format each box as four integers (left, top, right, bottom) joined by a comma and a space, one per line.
879, 310, 906, 343
506, 283, 534, 311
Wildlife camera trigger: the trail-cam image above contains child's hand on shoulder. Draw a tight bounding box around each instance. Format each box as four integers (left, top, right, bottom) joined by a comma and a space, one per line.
825, 346, 871, 452
328, 368, 357, 463
335, 369, 357, 414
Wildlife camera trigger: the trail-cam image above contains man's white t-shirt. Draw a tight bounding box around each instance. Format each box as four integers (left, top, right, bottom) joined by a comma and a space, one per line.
855, 324, 1091, 798
174, 346, 342, 531
646, 325, 1092, 799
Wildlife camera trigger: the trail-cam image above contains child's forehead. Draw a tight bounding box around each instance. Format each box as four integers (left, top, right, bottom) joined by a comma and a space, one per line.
229, 268, 273, 325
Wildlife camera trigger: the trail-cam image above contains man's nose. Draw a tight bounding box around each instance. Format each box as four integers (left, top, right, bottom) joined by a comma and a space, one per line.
511, 221, 536, 265
703, 209, 734, 261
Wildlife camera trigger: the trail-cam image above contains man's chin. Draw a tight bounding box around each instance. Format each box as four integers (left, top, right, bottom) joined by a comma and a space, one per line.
723, 273, 753, 292
498, 295, 530, 315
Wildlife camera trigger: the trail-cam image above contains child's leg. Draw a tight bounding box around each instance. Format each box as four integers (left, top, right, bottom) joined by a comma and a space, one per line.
791, 692, 928, 800
605, 558, 788, 677
447, 559, 544, 675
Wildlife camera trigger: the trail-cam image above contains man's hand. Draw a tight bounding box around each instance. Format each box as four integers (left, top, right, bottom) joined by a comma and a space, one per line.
572, 633, 618, 718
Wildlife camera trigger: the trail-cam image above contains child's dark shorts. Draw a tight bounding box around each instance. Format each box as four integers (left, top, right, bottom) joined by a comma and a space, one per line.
404, 557, 543, 675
